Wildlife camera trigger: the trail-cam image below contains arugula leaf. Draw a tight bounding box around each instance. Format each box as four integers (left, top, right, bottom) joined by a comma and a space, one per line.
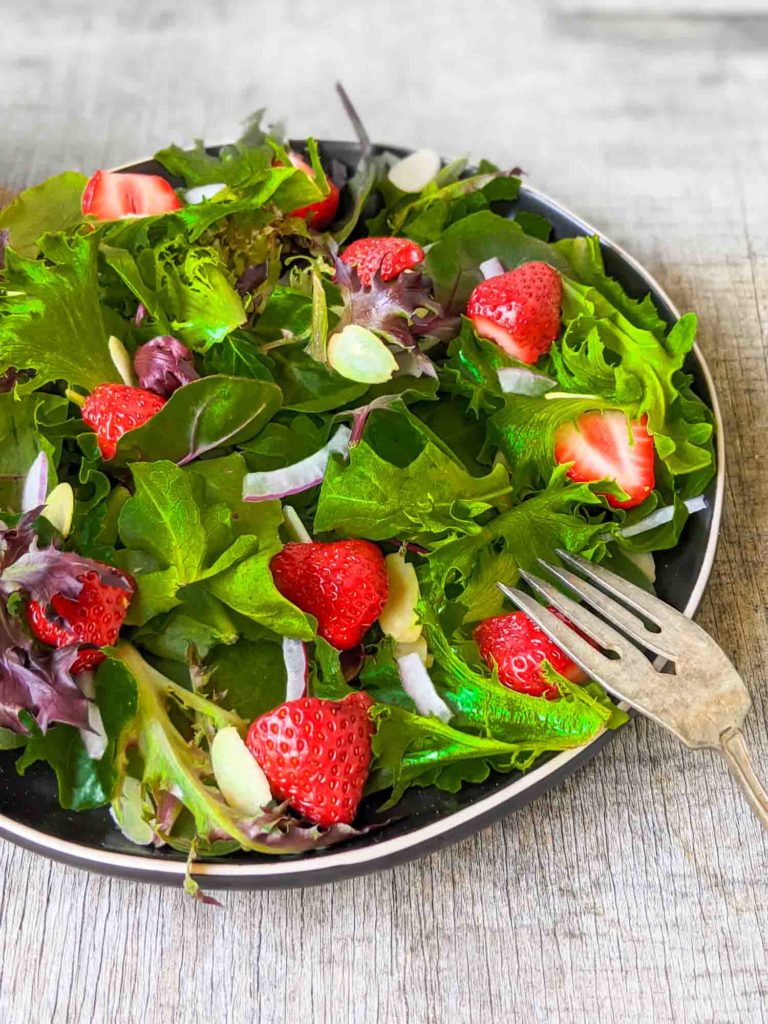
314, 405, 510, 540
111, 375, 281, 466
0, 232, 121, 393
424, 210, 570, 311
0, 172, 87, 258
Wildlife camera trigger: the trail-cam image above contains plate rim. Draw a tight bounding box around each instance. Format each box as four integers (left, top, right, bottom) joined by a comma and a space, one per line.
0, 169, 725, 886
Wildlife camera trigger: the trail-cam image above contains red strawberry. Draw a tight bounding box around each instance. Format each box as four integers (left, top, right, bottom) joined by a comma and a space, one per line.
286, 151, 340, 230
81, 384, 166, 459
474, 609, 588, 699
82, 170, 182, 220
467, 261, 562, 364
555, 410, 655, 510
246, 691, 374, 827
26, 568, 135, 673
340, 236, 425, 287
270, 540, 389, 650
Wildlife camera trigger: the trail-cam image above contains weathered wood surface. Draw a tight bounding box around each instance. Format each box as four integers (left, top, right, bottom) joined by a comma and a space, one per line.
1, 2, 767, 1021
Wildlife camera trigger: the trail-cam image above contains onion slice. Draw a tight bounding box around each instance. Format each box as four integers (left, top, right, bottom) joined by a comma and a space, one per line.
397, 652, 452, 723
243, 425, 351, 502
497, 367, 557, 396
283, 638, 309, 701
21, 451, 48, 513
619, 495, 707, 538
185, 183, 226, 204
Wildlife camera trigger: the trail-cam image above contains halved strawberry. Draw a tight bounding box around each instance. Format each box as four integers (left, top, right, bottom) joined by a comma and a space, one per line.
286, 151, 340, 230
555, 410, 655, 509
340, 237, 425, 287
82, 170, 182, 221
246, 691, 374, 827
467, 261, 562, 364
474, 608, 587, 699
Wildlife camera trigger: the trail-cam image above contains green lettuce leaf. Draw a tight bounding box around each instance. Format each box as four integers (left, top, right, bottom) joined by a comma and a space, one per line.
0, 392, 68, 512
0, 232, 121, 393
0, 172, 87, 258
314, 405, 510, 540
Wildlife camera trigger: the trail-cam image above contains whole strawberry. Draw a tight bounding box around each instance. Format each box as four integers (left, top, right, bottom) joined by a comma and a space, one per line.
270, 540, 389, 650
340, 236, 425, 287
246, 691, 374, 826
27, 567, 135, 673
467, 261, 562, 364
474, 608, 587, 699
81, 383, 166, 459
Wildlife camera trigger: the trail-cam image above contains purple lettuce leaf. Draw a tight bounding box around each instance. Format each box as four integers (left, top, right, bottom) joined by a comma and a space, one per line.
0, 540, 130, 603
134, 335, 199, 398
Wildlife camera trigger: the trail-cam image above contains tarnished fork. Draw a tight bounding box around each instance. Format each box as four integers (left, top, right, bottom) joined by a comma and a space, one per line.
498, 550, 768, 829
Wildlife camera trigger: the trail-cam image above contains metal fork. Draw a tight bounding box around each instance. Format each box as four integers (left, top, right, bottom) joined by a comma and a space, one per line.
497, 550, 768, 829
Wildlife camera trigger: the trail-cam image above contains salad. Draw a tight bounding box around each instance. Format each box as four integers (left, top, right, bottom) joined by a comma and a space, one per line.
0, 110, 715, 877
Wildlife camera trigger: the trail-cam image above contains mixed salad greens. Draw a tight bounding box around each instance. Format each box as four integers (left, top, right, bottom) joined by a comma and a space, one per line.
0, 107, 715, 869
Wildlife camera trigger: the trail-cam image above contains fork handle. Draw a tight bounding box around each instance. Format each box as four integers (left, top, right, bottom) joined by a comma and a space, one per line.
719, 728, 768, 830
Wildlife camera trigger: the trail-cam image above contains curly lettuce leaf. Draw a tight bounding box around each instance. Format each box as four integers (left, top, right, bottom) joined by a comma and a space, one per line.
0, 232, 121, 393
0, 172, 87, 258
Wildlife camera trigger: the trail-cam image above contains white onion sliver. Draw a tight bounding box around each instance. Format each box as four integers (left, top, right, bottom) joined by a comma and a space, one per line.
78, 670, 108, 761
283, 637, 309, 701
185, 183, 227, 204
497, 367, 557, 396
243, 425, 351, 503
397, 652, 452, 723
479, 257, 505, 280
283, 505, 313, 544
21, 452, 49, 513
619, 495, 707, 538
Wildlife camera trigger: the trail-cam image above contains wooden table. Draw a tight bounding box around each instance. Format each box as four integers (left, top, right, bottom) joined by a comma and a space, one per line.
1, 2, 767, 1020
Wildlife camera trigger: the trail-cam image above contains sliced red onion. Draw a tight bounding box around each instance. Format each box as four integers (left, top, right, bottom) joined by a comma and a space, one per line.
497, 367, 557, 396
283, 638, 309, 701
397, 652, 452, 723
134, 335, 199, 397
134, 302, 147, 327
479, 257, 505, 280
21, 452, 48, 513
243, 425, 351, 502
619, 495, 707, 539
185, 182, 227, 204
78, 670, 108, 761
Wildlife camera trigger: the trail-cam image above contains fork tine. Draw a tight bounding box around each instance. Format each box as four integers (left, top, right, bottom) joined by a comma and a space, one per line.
496, 582, 630, 688
555, 549, 682, 630
537, 559, 679, 661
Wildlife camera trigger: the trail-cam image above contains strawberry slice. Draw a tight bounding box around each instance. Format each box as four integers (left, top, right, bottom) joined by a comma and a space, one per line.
82, 170, 182, 220
555, 410, 655, 509
286, 151, 340, 230
467, 261, 562, 364
474, 609, 588, 699
340, 236, 425, 287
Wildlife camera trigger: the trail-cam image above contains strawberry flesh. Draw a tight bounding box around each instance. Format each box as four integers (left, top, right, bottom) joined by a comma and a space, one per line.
270, 540, 389, 650
340, 236, 425, 287
246, 691, 374, 827
467, 261, 562, 364
287, 151, 340, 230
554, 410, 655, 509
81, 383, 166, 460
82, 170, 182, 220
474, 609, 587, 699
26, 568, 135, 674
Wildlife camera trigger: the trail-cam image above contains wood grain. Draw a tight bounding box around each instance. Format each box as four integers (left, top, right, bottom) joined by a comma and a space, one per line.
1, 2, 767, 1021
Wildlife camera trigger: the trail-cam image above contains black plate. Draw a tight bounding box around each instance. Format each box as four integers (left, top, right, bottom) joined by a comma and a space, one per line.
0, 142, 724, 889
